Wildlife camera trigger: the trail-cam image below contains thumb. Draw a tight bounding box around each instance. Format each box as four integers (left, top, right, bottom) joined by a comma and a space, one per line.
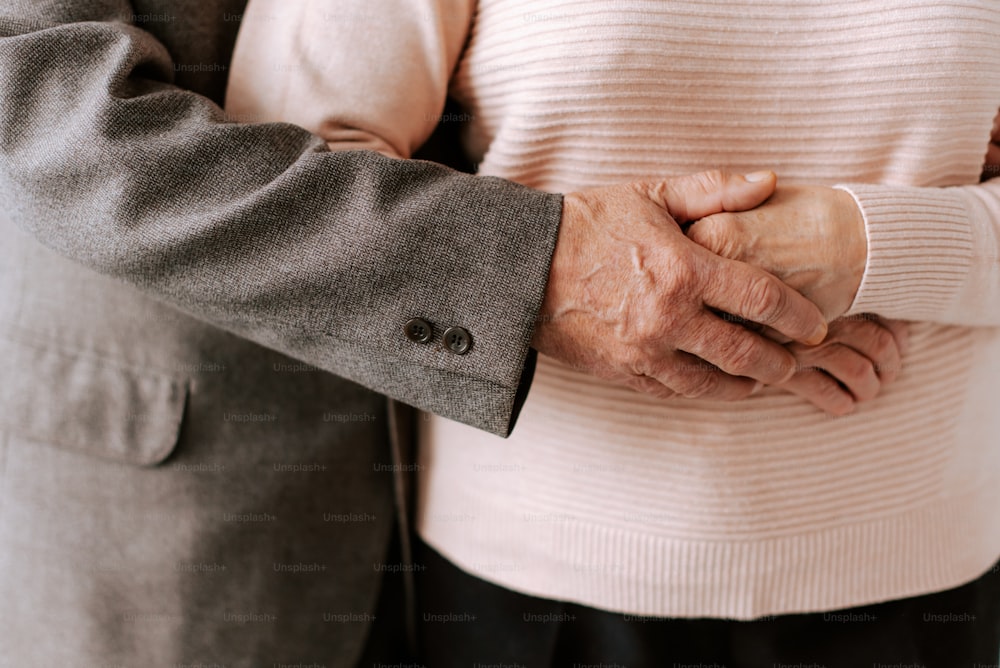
642, 169, 777, 223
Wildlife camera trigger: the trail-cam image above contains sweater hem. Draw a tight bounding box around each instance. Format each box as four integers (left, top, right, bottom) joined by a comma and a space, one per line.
419, 486, 1000, 620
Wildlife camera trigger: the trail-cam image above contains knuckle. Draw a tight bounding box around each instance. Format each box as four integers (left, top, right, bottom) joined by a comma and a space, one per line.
676, 369, 721, 399
623, 376, 650, 398
720, 335, 765, 376
811, 374, 834, 394
839, 363, 879, 402
690, 218, 730, 255
662, 254, 699, 300
824, 350, 866, 386
714, 224, 743, 259
814, 377, 845, 402
645, 179, 669, 203
741, 276, 786, 324
648, 381, 679, 401
622, 348, 651, 377
686, 219, 710, 244
697, 169, 728, 191
626, 371, 677, 401
871, 327, 896, 357
654, 385, 679, 400
845, 356, 875, 384
668, 248, 698, 282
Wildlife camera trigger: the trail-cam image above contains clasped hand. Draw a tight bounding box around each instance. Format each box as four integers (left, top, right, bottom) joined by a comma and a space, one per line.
533, 171, 907, 415
688, 184, 867, 322
688, 181, 907, 414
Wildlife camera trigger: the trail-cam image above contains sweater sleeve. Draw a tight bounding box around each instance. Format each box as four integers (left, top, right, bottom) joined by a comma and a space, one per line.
226, 0, 474, 159
0, 1, 562, 437
837, 177, 1000, 326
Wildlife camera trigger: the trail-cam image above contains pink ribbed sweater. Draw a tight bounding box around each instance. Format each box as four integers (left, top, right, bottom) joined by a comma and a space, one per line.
226, 0, 1000, 618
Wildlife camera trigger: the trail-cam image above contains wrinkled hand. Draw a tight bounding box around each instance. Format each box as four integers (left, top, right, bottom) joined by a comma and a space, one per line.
687, 185, 867, 321
532, 170, 828, 401
775, 315, 908, 416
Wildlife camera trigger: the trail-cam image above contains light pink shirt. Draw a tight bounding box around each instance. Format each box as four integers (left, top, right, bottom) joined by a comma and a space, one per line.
227, 0, 1000, 617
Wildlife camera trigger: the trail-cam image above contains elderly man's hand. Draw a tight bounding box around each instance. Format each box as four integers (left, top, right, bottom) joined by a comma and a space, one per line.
687, 185, 867, 321
532, 170, 828, 401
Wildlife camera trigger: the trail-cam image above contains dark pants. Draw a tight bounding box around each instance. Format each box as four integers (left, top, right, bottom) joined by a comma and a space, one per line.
414, 539, 1000, 668
357, 523, 414, 667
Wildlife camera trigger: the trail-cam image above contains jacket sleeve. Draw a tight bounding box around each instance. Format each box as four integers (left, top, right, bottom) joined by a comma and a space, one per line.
837, 176, 1000, 326
0, 2, 563, 437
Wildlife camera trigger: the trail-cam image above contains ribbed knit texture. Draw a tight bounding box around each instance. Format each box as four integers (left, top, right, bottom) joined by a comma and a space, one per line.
233, 0, 1000, 617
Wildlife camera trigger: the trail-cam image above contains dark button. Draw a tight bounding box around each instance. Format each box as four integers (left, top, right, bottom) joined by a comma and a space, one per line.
404, 318, 433, 343
442, 326, 472, 355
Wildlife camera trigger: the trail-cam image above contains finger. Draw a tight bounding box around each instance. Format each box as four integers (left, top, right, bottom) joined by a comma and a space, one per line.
760, 325, 792, 344
780, 368, 856, 416
680, 312, 799, 385
705, 307, 764, 333
642, 169, 777, 223
625, 374, 679, 401
646, 350, 760, 401
796, 343, 881, 402
699, 254, 827, 345
880, 317, 910, 356
685, 211, 744, 260
872, 317, 909, 382
704, 311, 792, 344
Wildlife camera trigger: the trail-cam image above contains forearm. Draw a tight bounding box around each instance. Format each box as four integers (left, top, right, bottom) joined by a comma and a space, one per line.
0, 8, 562, 436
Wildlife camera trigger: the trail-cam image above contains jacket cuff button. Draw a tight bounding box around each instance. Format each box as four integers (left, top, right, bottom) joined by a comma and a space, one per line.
443, 326, 472, 354
404, 318, 433, 343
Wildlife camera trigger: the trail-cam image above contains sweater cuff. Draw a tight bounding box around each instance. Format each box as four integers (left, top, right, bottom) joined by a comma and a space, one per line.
834, 183, 974, 321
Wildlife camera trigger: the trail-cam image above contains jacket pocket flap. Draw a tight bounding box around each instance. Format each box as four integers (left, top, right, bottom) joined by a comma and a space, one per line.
0, 335, 187, 466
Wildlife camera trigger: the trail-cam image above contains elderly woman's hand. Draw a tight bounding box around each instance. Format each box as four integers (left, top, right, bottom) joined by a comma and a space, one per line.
773, 315, 908, 416
687, 185, 867, 321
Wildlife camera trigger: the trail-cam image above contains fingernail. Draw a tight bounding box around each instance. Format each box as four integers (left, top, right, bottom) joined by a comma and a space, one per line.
806, 322, 828, 346
745, 171, 773, 182
750, 381, 764, 395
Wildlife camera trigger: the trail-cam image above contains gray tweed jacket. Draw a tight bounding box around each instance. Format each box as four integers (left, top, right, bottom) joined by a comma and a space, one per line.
0, 0, 562, 665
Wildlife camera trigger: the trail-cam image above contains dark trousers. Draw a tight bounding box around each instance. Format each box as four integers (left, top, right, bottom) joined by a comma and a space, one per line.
414, 539, 1000, 668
